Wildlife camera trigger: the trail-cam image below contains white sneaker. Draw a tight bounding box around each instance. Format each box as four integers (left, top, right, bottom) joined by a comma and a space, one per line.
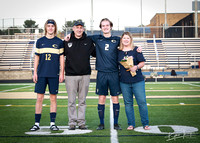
30, 125, 40, 131
50, 125, 59, 131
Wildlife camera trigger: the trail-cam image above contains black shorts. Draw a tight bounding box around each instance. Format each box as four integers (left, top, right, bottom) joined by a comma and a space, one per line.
35, 77, 59, 94
96, 71, 121, 96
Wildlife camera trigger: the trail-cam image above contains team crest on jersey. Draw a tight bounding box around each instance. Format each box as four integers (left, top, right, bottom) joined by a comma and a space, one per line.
99, 38, 103, 41
52, 44, 58, 48
68, 42, 73, 48
111, 40, 116, 43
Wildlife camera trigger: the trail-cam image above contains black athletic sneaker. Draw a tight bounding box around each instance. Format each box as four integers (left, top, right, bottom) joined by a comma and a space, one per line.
30, 125, 40, 131
69, 125, 76, 130
50, 125, 59, 131
79, 125, 88, 130
96, 124, 104, 130
114, 124, 122, 130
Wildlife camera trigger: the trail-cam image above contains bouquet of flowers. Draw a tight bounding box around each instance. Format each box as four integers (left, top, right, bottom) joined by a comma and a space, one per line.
119, 56, 136, 77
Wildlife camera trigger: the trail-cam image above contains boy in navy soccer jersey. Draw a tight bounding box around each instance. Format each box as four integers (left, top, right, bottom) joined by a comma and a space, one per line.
91, 18, 142, 130
30, 19, 64, 131
89, 18, 122, 130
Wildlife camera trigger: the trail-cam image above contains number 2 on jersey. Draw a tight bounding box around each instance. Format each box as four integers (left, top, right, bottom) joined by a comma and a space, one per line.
105, 44, 109, 51
45, 54, 51, 60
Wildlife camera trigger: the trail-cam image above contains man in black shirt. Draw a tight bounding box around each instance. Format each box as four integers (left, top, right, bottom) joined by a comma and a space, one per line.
64, 20, 95, 130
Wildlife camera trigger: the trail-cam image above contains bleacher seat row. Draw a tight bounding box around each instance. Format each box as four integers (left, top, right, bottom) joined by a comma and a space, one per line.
0, 38, 200, 71
133, 38, 200, 69
0, 40, 35, 70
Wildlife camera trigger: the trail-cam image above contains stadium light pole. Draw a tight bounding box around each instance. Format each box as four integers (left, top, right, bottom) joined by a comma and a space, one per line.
165, 0, 167, 29
91, 0, 94, 34
65, 18, 67, 35
13, 18, 15, 27
141, 0, 145, 37
2, 19, 4, 29
141, 0, 143, 27
195, 0, 198, 38
118, 17, 119, 31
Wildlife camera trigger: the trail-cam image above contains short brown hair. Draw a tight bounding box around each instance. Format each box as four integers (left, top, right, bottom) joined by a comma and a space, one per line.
44, 19, 57, 36
99, 18, 113, 29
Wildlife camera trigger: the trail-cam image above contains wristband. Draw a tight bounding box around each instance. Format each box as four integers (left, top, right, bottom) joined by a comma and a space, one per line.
136, 65, 139, 71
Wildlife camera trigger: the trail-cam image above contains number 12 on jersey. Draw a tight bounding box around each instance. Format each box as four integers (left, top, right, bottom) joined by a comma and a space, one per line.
45, 54, 51, 60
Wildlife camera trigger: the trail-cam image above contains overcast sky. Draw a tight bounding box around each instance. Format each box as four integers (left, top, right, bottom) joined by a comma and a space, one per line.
0, 0, 194, 30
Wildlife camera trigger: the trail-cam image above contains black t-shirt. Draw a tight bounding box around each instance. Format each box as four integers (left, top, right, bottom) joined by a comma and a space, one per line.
64, 32, 95, 76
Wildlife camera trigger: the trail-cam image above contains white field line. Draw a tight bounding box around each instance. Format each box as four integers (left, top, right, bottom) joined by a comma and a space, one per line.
110, 98, 119, 143
48, 90, 200, 94
0, 93, 200, 100
145, 82, 200, 84
0, 83, 35, 86
0, 82, 96, 86
0, 85, 34, 93
1, 82, 199, 86
182, 82, 200, 87
1, 89, 199, 95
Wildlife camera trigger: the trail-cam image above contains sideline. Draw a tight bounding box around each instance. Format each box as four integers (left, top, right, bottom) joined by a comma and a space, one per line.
0, 135, 110, 138
1, 103, 200, 108
0, 85, 34, 93
110, 98, 118, 143
0, 134, 199, 138
0, 92, 200, 99
183, 82, 200, 87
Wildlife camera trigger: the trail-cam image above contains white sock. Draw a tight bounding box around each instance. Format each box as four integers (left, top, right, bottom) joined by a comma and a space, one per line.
35, 122, 39, 127
50, 122, 55, 126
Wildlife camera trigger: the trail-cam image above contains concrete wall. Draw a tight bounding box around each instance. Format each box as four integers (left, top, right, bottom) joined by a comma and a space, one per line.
0, 71, 32, 80
0, 69, 199, 80
188, 69, 200, 77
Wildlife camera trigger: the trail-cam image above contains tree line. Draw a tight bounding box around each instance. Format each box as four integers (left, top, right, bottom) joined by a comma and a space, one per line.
0, 19, 84, 35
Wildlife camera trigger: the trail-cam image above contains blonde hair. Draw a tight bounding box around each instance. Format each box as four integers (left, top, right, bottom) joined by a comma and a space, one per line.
44, 19, 57, 36
119, 32, 134, 50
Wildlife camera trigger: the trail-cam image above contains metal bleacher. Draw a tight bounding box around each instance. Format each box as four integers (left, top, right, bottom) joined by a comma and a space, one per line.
0, 38, 200, 72
162, 39, 190, 69
0, 40, 35, 71
134, 38, 200, 70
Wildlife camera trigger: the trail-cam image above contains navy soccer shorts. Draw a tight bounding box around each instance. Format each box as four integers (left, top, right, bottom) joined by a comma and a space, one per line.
35, 77, 59, 94
96, 71, 121, 96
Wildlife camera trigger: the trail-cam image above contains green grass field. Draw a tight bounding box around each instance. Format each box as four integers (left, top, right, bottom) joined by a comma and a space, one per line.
0, 82, 200, 143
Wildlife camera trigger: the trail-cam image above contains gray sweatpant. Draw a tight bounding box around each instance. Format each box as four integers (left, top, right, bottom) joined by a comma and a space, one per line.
65, 75, 90, 126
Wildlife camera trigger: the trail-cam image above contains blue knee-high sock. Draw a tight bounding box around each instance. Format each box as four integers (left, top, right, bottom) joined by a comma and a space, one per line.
98, 104, 105, 125
50, 112, 56, 123
113, 103, 120, 125
35, 114, 41, 123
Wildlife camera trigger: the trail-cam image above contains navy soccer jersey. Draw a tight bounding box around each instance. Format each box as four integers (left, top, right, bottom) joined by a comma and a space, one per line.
89, 35, 120, 72
35, 36, 64, 77
118, 46, 146, 83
